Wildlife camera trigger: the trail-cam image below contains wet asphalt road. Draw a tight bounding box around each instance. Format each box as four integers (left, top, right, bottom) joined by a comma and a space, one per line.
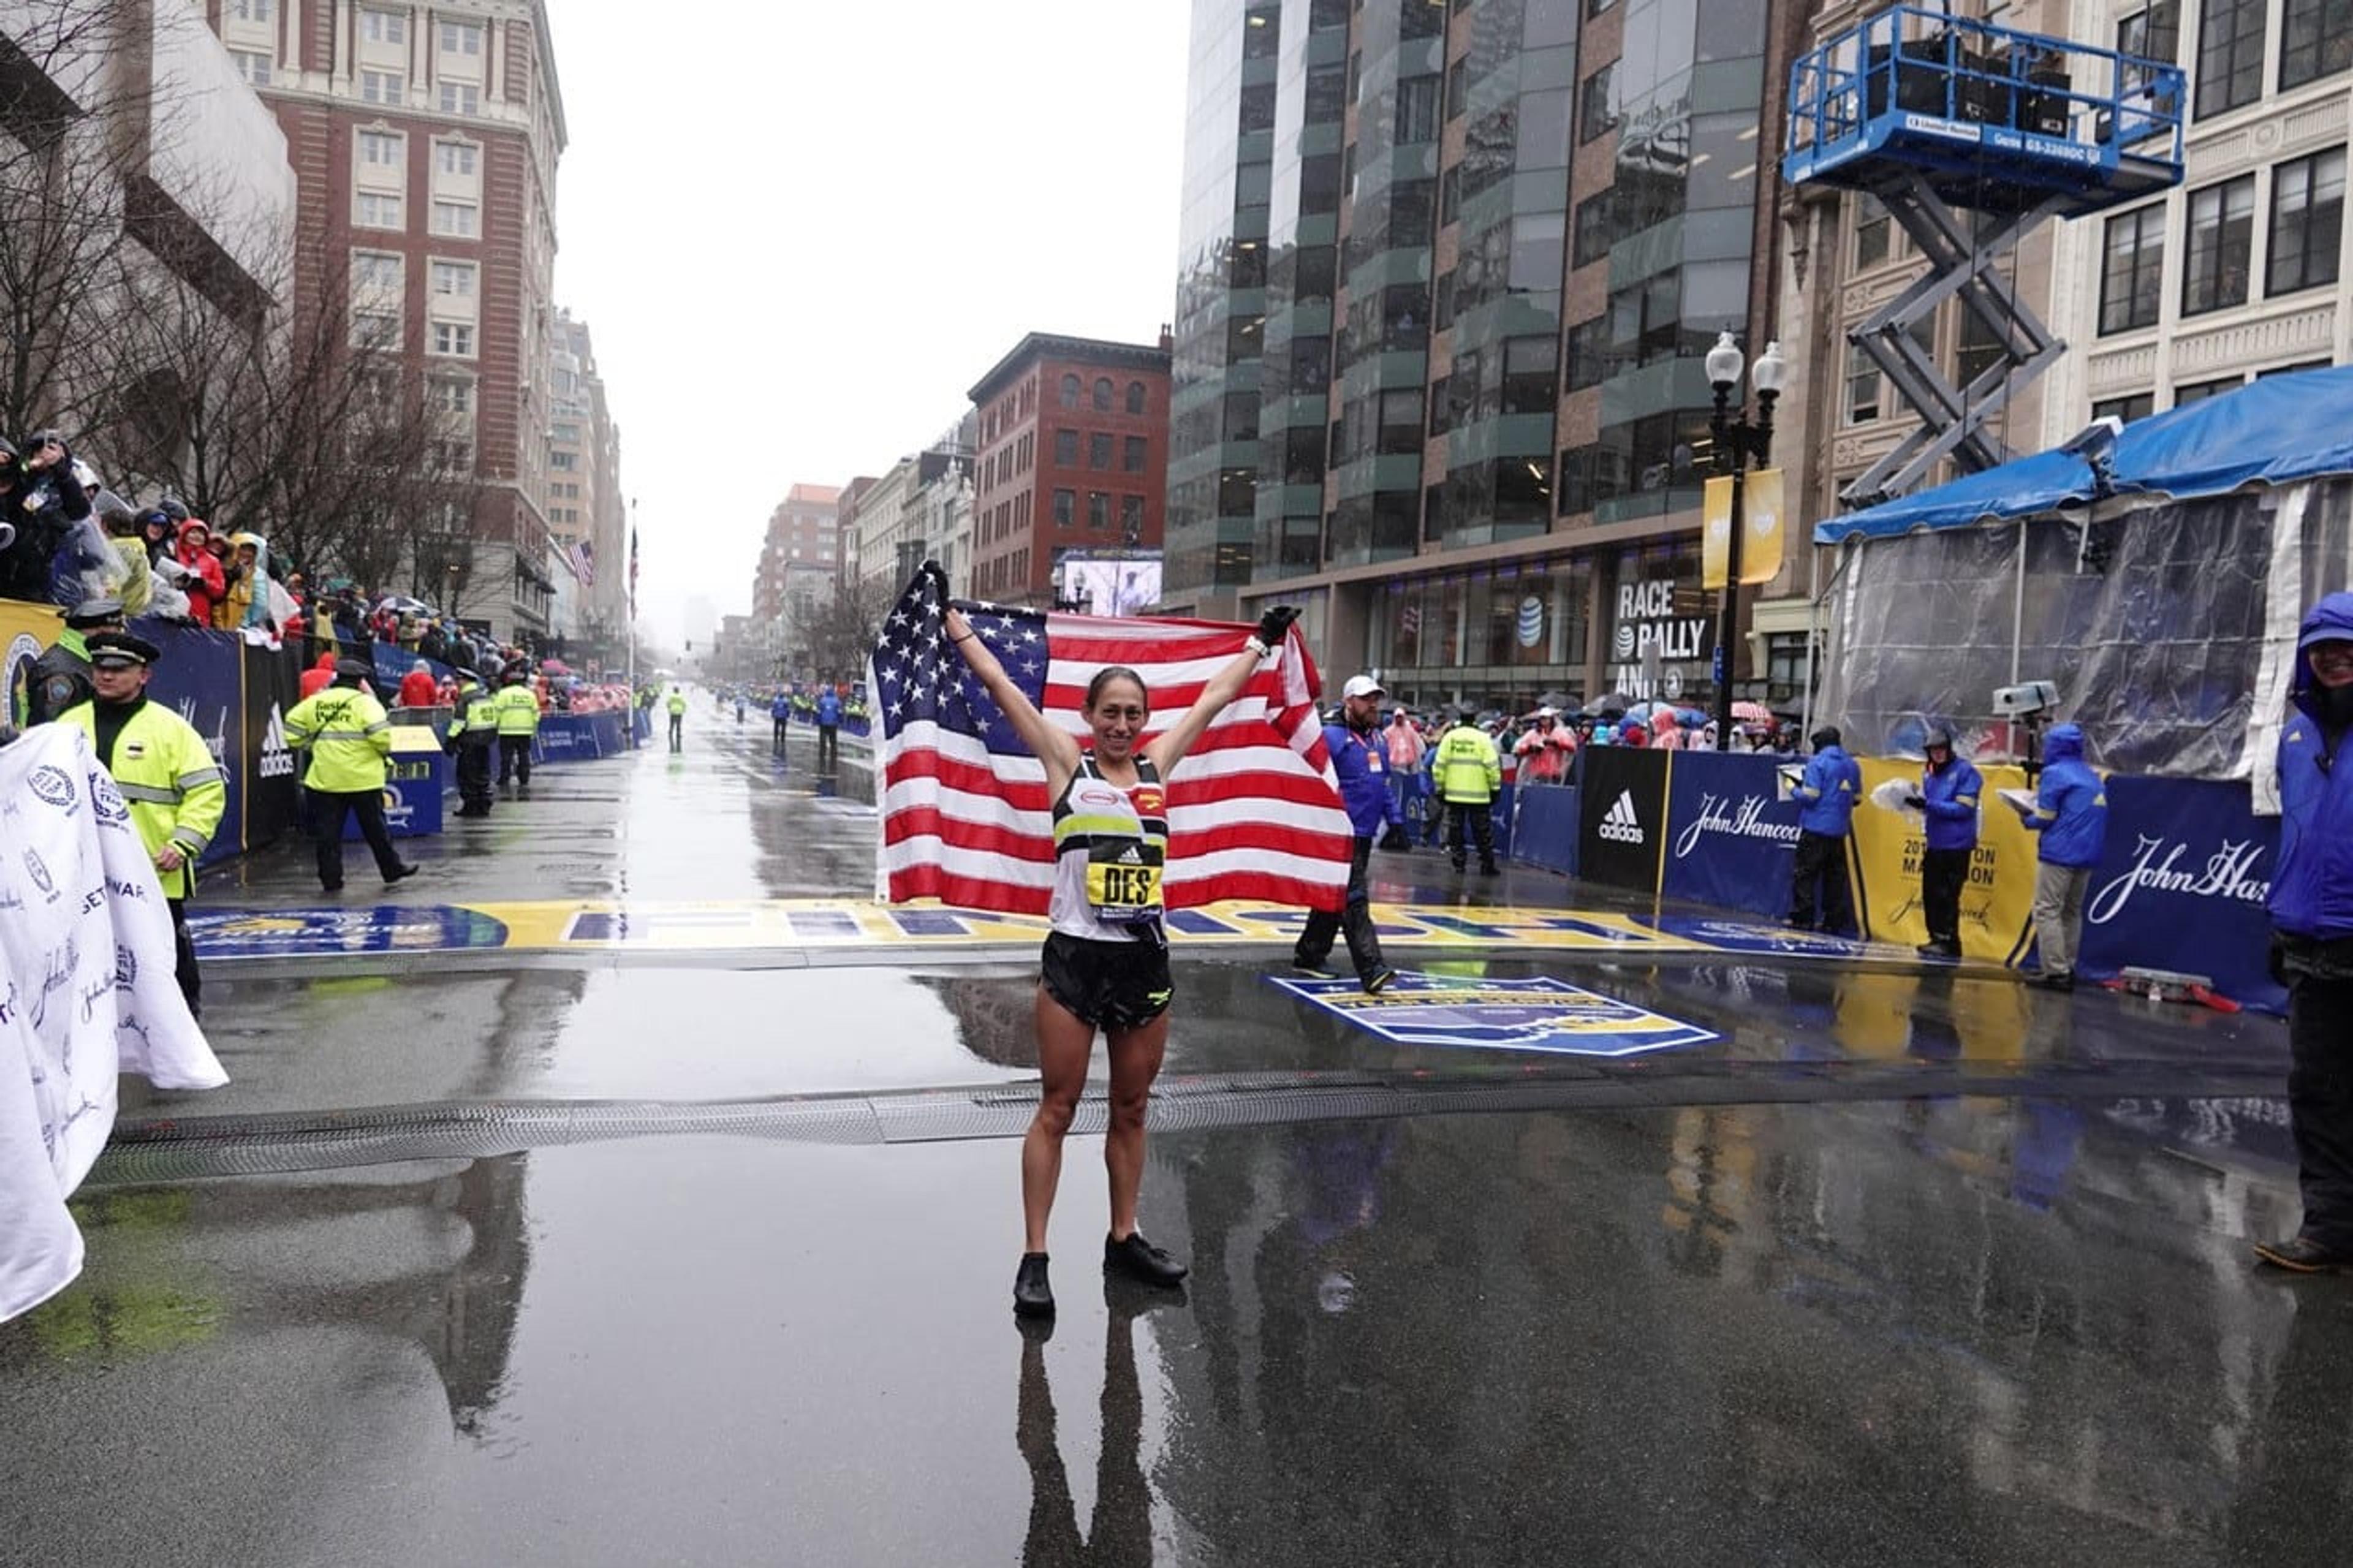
4, 713, 2343, 1567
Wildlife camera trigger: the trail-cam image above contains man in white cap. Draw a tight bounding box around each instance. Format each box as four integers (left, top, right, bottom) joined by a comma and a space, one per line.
1293, 673, 1403, 993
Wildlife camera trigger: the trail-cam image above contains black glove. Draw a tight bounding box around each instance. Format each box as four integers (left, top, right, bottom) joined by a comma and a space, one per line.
1255, 605, 1300, 648
1379, 824, 1410, 852
1903, 794, 1927, 810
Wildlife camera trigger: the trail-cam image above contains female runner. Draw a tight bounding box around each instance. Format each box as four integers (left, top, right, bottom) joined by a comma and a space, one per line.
947, 602, 1298, 1317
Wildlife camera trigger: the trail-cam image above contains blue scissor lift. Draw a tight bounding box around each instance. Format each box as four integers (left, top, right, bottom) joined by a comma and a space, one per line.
1784, 8, 2186, 507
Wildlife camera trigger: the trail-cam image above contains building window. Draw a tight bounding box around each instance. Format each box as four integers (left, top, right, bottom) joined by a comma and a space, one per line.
231, 50, 271, 87
358, 129, 403, 167
2268, 146, 2346, 295
2172, 374, 2241, 405
1054, 428, 1078, 466
1125, 380, 1147, 415
355, 191, 404, 230
1500, 335, 1558, 414
1093, 377, 1114, 411
431, 260, 476, 298
360, 7, 405, 45
352, 250, 401, 300
1854, 192, 1890, 269
1578, 62, 1618, 143
1059, 374, 1081, 408
438, 142, 478, 178
1566, 316, 1609, 391
2116, 3, 2181, 93
1089, 432, 1113, 469
2182, 173, 2256, 314
2281, 0, 2353, 89
2092, 392, 2156, 425
431, 322, 476, 358
1088, 492, 1110, 530
440, 20, 484, 56
1053, 489, 1074, 526
232, 0, 275, 18
360, 70, 404, 106
432, 200, 480, 238
1397, 74, 1441, 145
1123, 435, 1147, 472
2194, 0, 2266, 119
1844, 343, 1881, 424
1572, 191, 1615, 268
2099, 204, 2165, 331
440, 83, 480, 116
1120, 495, 1145, 538
432, 440, 472, 472
2260, 358, 2333, 377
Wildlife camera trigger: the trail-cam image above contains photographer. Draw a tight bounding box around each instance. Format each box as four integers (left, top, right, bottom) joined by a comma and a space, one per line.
0, 430, 91, 604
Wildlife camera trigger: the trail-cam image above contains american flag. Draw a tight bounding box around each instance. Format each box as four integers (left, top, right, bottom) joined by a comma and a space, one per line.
871, 562, 1351, 914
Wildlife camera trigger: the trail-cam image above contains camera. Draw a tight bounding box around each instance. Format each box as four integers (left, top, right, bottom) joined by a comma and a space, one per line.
1992, 680, 2058, 717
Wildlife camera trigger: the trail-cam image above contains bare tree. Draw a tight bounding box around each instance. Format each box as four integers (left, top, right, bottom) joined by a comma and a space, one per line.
798, 575, 897, 683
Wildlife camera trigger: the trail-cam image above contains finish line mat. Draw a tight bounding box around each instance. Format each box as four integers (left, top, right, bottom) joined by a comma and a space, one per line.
1269, 972, 1719, 1058
184, 900, 1902, 965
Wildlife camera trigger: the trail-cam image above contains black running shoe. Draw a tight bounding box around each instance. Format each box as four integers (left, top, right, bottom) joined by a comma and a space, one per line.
1014, 1252, 1055, 1317
1104, 1231, 1188, 1287
384, 863, 419, 885
2254, 1236, 2353, 1273
1363, 968, 1398, 995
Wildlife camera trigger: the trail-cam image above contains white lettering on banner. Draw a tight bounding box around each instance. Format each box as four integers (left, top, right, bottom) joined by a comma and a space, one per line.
1599, 789, 1646, 845
1608, 577, 1709, 702
0, 725, 225, 1324
2087, 836, 2271, 926
172, 697, 230, 768
1672, 792, 1803, 860
257, 706, 295, 779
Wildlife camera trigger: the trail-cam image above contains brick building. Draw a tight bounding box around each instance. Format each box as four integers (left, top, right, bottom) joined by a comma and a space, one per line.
755, 482, 842, 638
207, 0, 567, 640
968, 332, 1173, 608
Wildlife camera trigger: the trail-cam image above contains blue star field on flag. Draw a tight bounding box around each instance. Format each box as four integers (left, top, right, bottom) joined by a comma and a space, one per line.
870, 562, 1047, 756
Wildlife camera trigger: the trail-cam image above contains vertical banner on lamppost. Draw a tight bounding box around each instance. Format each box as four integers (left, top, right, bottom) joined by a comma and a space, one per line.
1740, 469, 1784, 586
1702, 475, 1734, 591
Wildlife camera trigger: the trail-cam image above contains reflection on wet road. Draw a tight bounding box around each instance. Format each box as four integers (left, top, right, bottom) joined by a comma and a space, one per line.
2, 721, 2325, 1567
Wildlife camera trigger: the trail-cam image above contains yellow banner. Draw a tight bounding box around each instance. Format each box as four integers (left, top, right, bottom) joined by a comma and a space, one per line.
2, 598, 64, 729
1847, 756, 2040, 964
1700, 470, 1786, 590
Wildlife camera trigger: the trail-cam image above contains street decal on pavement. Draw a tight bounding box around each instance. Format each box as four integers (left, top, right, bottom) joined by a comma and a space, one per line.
186, 898, 1922, 966
1269, 972, 1719, 1057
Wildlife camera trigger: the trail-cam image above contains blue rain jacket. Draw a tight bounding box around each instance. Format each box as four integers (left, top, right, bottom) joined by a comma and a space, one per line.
1325, 720, 1405, 839
1792, 744, 1861, 836
1921, 752, 1983, 852
2021, 724, 2107, 867
2270, 592, 2353, 941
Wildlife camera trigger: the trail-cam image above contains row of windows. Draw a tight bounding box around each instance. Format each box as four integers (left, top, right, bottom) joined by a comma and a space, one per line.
1048, 430, 1151, 473
979, 550, 1033, 597
2099, 145, 2344, 332
981, 433, 1033, 491
1057, 374, 1151, 415
2091, 358, 2332, 424
355, 191, 480, 237
980, 493, 1033, 546
2184, 0, 2353, 119
1049, 490, 1150, 536
358, 131, 479, 178
981, 377, 1036, 445
338, 72, 485, 116
352, 251, 476, 299
356, 8, 486, 57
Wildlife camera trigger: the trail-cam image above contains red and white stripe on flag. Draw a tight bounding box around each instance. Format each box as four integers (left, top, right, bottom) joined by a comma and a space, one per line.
873, 594, 1351, 916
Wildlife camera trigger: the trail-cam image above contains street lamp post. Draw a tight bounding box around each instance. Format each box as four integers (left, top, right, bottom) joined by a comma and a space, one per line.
1705, 331, 1787, 752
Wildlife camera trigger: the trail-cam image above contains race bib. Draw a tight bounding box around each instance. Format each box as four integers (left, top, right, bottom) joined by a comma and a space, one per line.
1086, 857, 1163, 922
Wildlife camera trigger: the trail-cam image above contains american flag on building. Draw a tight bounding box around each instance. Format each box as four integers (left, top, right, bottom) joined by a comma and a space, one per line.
870, 562, 1351, 915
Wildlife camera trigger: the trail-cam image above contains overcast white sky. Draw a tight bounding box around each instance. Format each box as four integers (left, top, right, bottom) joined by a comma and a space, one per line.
549, 2, 1191, 650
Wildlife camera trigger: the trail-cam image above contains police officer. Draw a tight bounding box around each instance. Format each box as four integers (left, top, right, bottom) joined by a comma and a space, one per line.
444, 668, 500, 817
665, 685, 688, 752
1788, 725, 1862, 934
2259, 593, 2353, 1271
26, 597, 125, 725
1909, 727, 1982, 958
282, 657, 415, 893
493, 664, 540, 793
1433, 706, 1501, 875
58, 632, 225, 1017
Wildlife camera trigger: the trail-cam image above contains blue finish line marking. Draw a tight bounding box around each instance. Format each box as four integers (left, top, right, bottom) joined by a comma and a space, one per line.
1268, 973, 1719, 1058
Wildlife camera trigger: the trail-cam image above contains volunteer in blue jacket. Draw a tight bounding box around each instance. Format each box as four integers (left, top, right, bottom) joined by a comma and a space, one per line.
2256, 593, 2353, 1272
1787, 725, 1862, 934
2010, 722, 2107, 991
770, 689, 791, 756
815, 683, 843, 770
1293, 674, 1403, 994
1907, 726, 1982, 958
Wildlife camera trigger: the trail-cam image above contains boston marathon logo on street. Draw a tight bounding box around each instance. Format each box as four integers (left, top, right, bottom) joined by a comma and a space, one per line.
1271, 972, 1717, 1058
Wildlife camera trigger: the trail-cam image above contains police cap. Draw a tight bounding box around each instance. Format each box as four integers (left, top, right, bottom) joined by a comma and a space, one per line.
66, 597, 125, 630
85, 631, 161, 668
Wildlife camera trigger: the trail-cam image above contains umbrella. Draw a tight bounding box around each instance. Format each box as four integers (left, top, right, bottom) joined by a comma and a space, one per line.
540, 658, 572, 676
1677, 708, 1709, 728
374, 594, 433, 617
1732, 701, 1773, 723
1624, 700, 1655, 722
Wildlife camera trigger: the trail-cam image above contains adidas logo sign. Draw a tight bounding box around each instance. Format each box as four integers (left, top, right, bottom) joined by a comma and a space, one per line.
257, 705, 295, 779
1118, 846, 1142, 864
1598, 789, 1645, 845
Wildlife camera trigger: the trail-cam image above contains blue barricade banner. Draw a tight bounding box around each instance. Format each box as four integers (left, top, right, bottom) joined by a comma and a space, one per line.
1510, 786, 1579, 877
535, 711, 626, 762
2080, 775, 2282, 1010
133, 619, 246, 869
1659, 750, 1802, 921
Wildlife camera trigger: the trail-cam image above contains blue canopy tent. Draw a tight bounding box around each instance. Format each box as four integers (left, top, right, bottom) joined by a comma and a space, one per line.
1804, 365, 2353, 778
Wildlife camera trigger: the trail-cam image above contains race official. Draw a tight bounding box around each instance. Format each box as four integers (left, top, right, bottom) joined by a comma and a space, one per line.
58, 632, 224, 1017
2258, 593, 2353, 1273
444, 669, 500, 817
1293, 675, 1402, 994
1909, 727, 1981, 958
1787, 726, 1862, 934
665, 686, 687, 752
282, 657, 415, 893
1433, 708, 1501, 876
493, 666, 540, 792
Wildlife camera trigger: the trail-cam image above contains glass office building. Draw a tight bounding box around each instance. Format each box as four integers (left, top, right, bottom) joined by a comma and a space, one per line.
1165, 0, 1780, 713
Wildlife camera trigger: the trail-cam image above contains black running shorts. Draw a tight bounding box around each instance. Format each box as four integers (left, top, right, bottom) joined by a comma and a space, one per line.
1040, 931, 1173, 1031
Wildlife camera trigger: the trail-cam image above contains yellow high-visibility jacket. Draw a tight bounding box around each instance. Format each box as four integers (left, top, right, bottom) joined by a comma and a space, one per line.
58, 699, 227, 900
493, 684, 542, 737
282, 684, 393, 793
1434, 724, 1501, 805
